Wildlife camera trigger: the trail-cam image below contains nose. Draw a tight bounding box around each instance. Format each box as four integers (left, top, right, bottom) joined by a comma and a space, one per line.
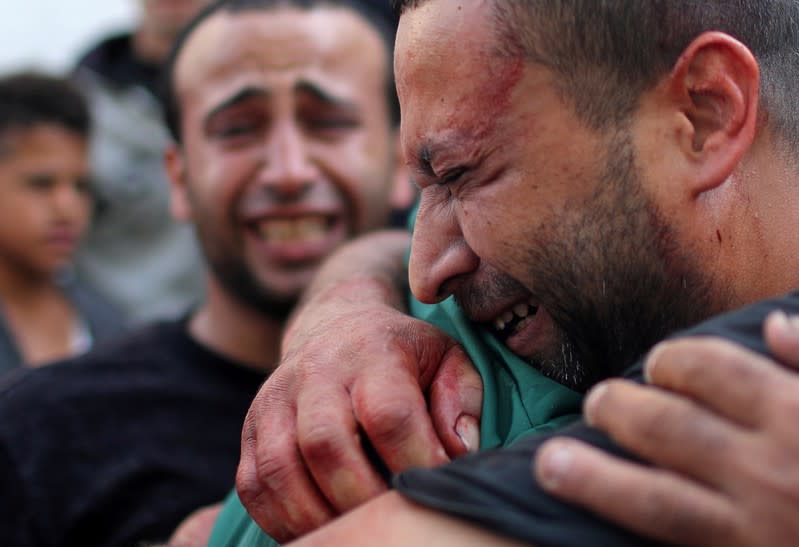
260, 120, 319, 200
52, 180, 89, 222
409, 190, 479, 304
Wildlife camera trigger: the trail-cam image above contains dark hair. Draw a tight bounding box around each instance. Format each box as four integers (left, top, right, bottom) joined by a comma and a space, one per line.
0, 71, 90, 144
163, 0, 399, 144
394, 0, 799, 147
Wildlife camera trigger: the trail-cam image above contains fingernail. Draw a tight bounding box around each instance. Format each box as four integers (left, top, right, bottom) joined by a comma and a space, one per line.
643, 342, 667, 384
784, 312, 799, 331
537, 444, 573, 490
583, 383, 608, 426
455, 414, 480, 453
767, 310, 799, 339
769, 310, 790, 332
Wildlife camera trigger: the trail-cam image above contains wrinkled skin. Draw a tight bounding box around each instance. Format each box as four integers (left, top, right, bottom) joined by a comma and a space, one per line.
236, 0, 790, 543
236, 232, 483, 542
536, 311, 799, 547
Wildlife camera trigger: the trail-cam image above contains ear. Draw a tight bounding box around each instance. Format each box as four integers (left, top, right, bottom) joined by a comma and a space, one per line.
388, 128, 417, 212
667, 31, 760, 195
164, 143, 193, 222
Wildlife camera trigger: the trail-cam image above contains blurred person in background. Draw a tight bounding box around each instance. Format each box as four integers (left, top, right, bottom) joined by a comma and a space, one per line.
0, 72, 125, 374
0, 0, 406, 545
72, 0, 209, 324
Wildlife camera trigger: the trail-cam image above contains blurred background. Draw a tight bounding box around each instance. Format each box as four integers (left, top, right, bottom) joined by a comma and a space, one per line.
0, 0, 136, 73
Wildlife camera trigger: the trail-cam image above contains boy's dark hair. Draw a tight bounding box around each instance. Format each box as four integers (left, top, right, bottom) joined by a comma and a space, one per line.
0, 72, 90, 155
163, 0, 399, 144
394, 0, 799, 148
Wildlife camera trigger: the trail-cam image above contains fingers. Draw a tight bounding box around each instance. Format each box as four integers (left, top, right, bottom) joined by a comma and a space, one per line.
238, 425, 335, 542
583, 379, 743, 486
429, 344, 482, 456
296, 380, 389, 514
644, 337, 780, 428
763, 311, 799, 370
535, 438, 740, 547
237, 378, 336, 542
351, 362, 450, 473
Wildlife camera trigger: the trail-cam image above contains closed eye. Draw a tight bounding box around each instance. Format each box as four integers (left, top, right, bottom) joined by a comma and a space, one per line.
439, 167, 467, 185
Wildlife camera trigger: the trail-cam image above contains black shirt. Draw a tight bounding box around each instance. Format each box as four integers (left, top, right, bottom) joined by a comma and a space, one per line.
395, 292, 799, 547
0, 319, 266, 547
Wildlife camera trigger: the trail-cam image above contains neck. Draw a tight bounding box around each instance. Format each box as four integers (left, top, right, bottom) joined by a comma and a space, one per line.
0, 261, 57, 305
189, 276, 283, 372
708, 141, 799, 304
132, 24, 174, 64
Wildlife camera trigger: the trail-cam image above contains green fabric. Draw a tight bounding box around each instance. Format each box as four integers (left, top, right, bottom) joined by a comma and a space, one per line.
208, 293, 582, 547
208, 490, 277, 547
411, 295, 582, 447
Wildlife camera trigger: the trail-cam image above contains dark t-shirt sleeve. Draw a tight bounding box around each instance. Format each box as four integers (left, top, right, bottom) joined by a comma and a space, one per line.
395, 291, 799, 547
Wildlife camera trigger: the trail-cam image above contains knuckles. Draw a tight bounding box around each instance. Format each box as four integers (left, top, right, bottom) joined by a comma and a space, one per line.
298, 421, 352, 464
357, 398, 418, 447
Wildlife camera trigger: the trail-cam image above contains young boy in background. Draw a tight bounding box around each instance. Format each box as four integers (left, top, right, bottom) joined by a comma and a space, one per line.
0, 72, 124, 373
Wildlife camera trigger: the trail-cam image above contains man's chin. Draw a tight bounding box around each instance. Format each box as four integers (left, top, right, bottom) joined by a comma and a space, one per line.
501, 307, 558, 356
533, 351, 593, 393
504, 335, 597, 393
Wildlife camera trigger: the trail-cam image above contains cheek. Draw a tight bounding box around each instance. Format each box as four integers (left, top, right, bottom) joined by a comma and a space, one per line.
76, 198, 94, 229
191, 147, 256, 212
316, 139, 392, 228
0, 196, 41, 240
458, 188, 538, 281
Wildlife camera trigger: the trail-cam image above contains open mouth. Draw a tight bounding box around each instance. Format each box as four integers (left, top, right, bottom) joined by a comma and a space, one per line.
250, 214, 338, 244
489, 298, 539, 342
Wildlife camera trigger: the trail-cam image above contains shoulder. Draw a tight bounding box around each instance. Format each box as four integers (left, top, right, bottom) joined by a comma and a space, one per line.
0, 321, 186, 410
67, 281, 129, 342
73, 32, 134, 76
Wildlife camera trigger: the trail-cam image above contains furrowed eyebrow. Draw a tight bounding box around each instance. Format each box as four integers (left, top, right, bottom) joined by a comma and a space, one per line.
294, 81, 359, 113
204, 87, 270, 128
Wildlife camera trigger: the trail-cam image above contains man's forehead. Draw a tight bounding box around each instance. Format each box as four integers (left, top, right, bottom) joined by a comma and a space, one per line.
395, 0, 494, 69
176, 7, 387, 100
396, 1, 523, 160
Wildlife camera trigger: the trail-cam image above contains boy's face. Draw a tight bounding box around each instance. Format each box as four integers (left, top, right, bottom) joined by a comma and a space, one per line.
0, 124, 92, 278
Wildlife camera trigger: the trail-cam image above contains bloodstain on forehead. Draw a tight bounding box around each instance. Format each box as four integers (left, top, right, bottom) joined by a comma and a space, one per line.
397, 1, 528, 157
450, 53, 525, 143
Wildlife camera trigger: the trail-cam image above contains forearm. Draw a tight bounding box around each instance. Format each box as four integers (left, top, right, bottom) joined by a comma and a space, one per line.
286, 491, 529, 547
240, 229, 483, 541
284, 230, 411, 342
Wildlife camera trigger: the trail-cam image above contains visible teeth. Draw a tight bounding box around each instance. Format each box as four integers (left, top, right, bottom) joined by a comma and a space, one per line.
493, 301, 539, 333
257, 216, 327, 242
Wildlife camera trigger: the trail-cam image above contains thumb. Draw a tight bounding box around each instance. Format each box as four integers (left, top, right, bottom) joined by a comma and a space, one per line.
429, 344, 483, 457
764, 311, 799, 371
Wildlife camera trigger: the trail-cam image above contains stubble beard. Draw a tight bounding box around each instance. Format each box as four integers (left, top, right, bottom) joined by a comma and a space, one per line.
187, 189, 298, 323
524, 129, 729, 392
207, 252, 298, 322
